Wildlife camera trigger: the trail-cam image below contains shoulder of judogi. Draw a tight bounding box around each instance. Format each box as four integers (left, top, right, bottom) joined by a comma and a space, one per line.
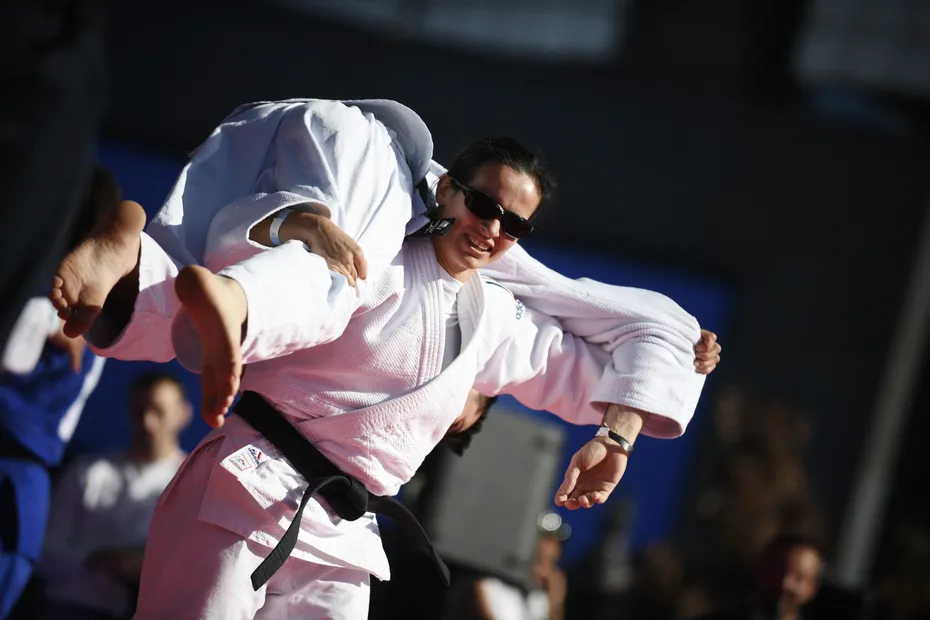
481, 276, 526, 321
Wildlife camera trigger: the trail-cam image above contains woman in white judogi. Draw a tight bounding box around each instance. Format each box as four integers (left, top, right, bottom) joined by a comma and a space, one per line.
50, 99, 716, 617
123, 133, 684, 618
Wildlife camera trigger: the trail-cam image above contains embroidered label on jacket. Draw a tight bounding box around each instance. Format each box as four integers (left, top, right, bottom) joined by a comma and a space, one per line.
220, 440, 281, 476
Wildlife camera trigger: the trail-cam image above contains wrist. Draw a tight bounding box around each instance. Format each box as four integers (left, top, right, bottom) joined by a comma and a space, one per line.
601, 404, 645, 444
278, 210, 312, 245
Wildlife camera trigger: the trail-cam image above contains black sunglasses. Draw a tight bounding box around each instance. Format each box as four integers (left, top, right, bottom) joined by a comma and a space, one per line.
449, 178, 534, 239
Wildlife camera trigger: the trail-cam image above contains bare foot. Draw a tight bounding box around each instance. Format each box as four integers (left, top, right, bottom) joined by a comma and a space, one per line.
173, 265, 248, 428
50, 200, 146, 338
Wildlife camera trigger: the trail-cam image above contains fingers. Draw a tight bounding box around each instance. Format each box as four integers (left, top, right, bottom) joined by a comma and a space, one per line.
695, 330, 722, 374
695, 331, 719, 352
561, 492, 606, 511
555, 462, 581, 506
355, 251, 368, 281
695, 354, 720, 370
329, 262, 357, 287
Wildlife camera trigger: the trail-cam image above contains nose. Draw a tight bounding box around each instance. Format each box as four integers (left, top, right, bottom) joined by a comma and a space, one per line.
480, 217, 501, 237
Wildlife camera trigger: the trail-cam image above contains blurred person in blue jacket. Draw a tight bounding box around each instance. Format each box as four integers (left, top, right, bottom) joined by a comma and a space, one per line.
0, 166, 117, 619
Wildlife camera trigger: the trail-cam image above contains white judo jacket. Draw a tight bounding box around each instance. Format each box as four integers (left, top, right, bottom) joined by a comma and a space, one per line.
185, 235, 620, 579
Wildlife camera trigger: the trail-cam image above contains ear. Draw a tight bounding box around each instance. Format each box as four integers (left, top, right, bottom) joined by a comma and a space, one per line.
435, 174, 453, 207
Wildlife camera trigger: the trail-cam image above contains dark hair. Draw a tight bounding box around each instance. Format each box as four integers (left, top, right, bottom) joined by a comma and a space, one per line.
761, 533, 826, 564
442, 395, 498, 456
130, 371, 186, 399
447, 137, 556, 216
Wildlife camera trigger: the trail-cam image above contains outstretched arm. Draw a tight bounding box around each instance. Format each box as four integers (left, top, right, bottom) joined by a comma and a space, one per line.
474, 286, 716, 510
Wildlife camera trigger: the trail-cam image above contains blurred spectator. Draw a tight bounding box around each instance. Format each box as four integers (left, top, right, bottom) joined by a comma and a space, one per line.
689, 389, 824, 600
693, 533, 824, 620
625, 541, 712, 620
0, 165, 117, 618
34, 371, 191, 620
873, 520, 930, 620
446, 515, 569, 620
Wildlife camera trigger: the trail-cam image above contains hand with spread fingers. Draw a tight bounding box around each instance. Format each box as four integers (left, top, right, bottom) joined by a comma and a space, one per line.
694, 329, 721, 374
554, 435, 628, 510
250, 208, 368, 287
555, 404, 643, 510
298, 215, 369, 287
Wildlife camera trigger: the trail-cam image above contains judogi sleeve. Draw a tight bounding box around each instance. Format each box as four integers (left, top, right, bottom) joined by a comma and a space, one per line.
473, 286, 703, 439
85, 232, 183, 363
479, 246, 705, 438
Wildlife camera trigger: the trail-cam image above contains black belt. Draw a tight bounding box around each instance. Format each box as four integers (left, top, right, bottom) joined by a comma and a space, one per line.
232, 391, 450, 591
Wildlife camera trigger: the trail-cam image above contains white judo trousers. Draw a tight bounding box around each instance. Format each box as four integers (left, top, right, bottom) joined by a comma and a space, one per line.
135, 433, 370, 620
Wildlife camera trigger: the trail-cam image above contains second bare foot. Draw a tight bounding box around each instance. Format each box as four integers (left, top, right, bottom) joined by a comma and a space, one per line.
50, 200, 146, 337
173, 265, 248, 428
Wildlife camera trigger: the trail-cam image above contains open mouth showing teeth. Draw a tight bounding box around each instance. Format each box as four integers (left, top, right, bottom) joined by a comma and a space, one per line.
466, 234, 491, 253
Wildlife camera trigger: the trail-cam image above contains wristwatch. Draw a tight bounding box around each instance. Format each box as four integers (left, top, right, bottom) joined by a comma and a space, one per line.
596, 425, 634, 454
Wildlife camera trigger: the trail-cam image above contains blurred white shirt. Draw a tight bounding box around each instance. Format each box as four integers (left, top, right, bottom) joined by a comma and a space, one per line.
2, 297, 60, 374
37, 451, 186, 618
478, 577, 550, 620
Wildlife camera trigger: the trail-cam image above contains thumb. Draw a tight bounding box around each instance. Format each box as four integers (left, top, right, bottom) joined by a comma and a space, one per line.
555, 462, 581, 505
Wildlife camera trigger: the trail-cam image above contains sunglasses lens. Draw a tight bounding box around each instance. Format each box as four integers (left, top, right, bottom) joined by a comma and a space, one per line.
465, 192, 500, 220
501, 213, 533, 239
461, 184, 534, 239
